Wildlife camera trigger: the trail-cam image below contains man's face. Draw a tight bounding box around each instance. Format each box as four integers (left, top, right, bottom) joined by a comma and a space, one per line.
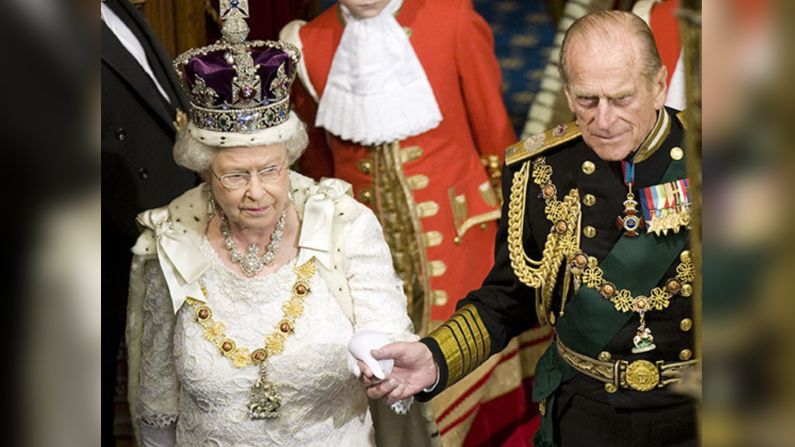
339, 0, 391, 19
563, 37, 667, 161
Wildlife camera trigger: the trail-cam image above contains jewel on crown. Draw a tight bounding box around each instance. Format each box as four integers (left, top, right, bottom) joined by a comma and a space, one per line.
173, 0, 300, 134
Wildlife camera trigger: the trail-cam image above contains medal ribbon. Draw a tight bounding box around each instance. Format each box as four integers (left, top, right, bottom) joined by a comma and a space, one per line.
621, 160, 635, 190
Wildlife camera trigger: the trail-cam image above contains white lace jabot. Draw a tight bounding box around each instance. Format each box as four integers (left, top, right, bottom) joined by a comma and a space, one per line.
315, 0, 442, 145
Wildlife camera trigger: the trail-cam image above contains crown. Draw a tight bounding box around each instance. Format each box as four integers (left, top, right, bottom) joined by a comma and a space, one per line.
173, 0, 300, 134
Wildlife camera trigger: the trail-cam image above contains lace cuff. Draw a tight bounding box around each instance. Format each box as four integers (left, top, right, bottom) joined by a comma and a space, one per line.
138, 413, 178, 429
389, 397, 414, 416
390, 397, 413, 415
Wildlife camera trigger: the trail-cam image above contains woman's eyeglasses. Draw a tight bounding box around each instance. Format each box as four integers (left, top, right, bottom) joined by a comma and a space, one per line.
212, 162, 286, 190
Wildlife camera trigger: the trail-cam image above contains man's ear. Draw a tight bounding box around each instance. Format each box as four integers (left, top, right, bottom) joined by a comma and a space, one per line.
563, 85, 576, 114
652, 66, 668, 109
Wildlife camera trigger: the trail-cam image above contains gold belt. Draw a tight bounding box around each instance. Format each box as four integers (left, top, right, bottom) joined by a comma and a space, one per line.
556, 338, 698, 393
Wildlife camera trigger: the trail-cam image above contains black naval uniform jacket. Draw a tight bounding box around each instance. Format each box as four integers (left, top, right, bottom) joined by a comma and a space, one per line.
418, 108, 695, 439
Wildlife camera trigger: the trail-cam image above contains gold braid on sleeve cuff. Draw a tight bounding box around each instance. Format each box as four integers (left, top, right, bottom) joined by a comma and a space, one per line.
426, 304, 491, 389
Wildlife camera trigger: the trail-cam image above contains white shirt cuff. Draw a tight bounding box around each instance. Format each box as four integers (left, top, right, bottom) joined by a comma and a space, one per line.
422, 362, 441, 393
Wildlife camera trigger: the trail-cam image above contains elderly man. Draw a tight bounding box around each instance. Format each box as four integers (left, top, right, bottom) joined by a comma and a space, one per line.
362, 10, 697, 447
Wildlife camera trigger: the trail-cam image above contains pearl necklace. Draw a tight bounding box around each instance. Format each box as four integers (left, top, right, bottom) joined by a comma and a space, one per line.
219, 200, 290, 277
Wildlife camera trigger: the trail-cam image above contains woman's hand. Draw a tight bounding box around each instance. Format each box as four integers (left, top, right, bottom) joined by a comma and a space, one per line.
347, 329, 394, 382
355, 359, 387, 387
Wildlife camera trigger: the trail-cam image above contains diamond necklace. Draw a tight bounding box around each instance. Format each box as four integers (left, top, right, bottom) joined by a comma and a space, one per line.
219, 200, 291, 277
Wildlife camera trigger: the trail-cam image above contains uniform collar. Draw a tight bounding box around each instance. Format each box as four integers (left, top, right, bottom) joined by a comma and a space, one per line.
633, 108, 671, 164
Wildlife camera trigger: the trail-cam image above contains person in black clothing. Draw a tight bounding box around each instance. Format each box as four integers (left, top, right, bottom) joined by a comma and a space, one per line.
101, 0, 196, 443
362, 10, 698, 447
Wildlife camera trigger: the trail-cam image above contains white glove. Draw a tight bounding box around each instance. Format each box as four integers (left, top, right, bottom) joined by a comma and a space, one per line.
140, 424, 176, 447
347, 329, 394, 380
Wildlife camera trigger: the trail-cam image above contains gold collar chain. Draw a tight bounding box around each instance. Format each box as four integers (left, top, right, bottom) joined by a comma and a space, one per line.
569, 249, 693, 354
185, 258, 317, 418
570, 251, 694, 314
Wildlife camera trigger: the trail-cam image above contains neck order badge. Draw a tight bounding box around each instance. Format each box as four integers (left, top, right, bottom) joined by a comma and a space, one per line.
616, 160, 644, 237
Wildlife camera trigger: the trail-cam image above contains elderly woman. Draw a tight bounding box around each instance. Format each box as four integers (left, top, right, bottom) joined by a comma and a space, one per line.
125, 4, 419, 446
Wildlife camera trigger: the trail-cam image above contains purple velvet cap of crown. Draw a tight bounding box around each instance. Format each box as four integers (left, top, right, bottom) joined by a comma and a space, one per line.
182, 47, 293, 107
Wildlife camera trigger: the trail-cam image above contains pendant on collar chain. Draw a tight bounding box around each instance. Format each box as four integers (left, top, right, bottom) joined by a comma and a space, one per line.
248, 364, 282, 419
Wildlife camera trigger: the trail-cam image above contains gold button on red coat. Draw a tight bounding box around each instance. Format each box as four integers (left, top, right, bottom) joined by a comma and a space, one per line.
357, 189, 373, 204
357, 159, 373, 175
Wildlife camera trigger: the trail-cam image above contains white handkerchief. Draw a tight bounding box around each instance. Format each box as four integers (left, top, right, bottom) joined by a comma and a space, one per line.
347, 329, 394, 379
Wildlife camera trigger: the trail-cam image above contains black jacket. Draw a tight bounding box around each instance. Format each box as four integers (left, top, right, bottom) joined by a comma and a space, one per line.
420, 108, 694, 410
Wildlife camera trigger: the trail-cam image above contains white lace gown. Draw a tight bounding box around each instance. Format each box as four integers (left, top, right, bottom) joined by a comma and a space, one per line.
137, 209, 413, 446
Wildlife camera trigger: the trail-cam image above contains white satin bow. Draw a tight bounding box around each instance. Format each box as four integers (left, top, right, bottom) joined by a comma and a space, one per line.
297, 178, 352, 269
137, 208, 209, 313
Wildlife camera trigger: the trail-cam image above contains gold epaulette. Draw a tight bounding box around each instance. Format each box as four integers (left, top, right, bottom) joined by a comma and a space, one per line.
676, 110, 687, 129
505, 122, 581, 166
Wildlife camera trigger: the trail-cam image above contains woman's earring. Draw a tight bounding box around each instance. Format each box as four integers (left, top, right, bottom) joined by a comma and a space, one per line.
205, 184, 217, 217
287, 180, 295, 204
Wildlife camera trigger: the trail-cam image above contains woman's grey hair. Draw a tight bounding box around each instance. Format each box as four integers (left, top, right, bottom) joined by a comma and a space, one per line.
173, 117, 309, 173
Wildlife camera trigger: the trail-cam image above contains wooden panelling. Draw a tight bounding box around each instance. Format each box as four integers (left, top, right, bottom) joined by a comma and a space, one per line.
139, 0, 176, 57
174, 0, 207, 57
137, 0, 207, 59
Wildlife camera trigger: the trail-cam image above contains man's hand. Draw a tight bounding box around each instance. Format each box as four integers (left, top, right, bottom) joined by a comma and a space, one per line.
364, 342, 438, 405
